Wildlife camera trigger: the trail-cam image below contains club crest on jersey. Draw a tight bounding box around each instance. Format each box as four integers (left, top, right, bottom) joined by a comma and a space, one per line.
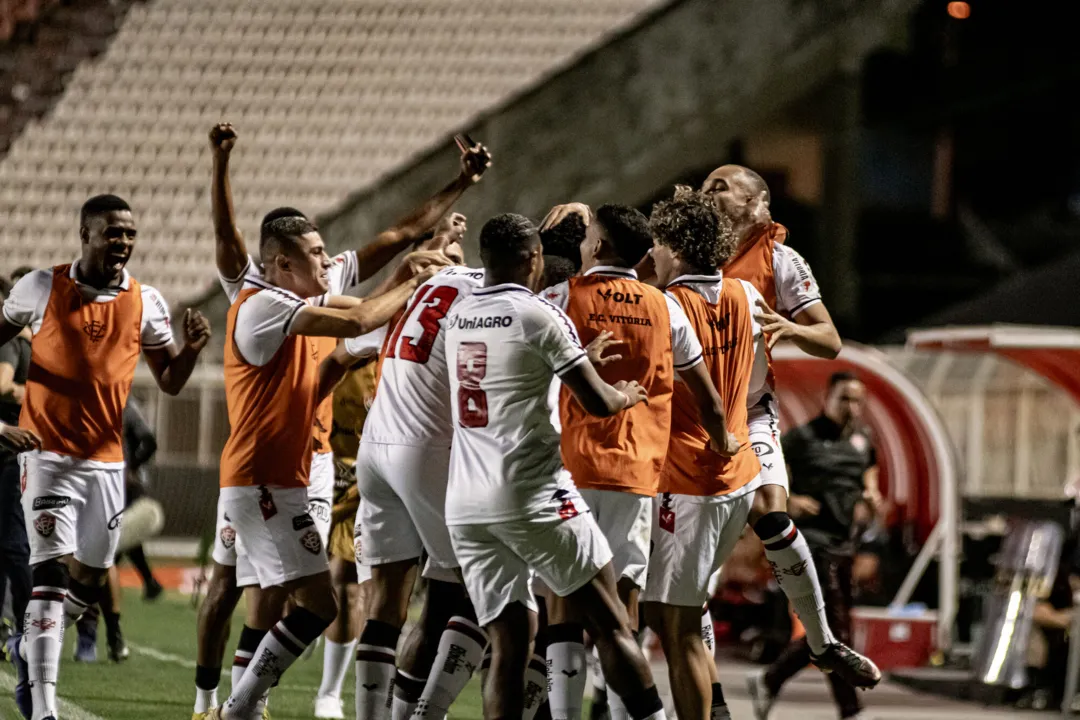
220, 525, 236, 550
83, 319, 107, 342
551, 488, 580, 520
658, 493, 675, 533
300, 529, 322, 555
34, 512, 56, 537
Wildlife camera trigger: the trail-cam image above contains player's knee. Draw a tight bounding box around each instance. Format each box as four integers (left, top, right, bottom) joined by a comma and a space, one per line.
751, 510, 792, 541
31, 558, 70, 589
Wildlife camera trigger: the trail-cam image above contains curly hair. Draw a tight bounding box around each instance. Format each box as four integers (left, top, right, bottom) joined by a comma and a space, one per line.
649, 188, 736, 271
539, 213, 585, 271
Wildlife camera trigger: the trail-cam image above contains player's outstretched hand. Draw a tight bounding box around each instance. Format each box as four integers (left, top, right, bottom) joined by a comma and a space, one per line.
754, 298, 797, 349
613, 380, 648, 409
0, 423, 41, 453
540, 203, 591, 232
433, 212, 467, 244
710, 432, 742, 458
182, 308, 212, 351
404, 249, 454, 279
455, 134, 492, 184
209, 123, 237, 155
586, 330, 624, 367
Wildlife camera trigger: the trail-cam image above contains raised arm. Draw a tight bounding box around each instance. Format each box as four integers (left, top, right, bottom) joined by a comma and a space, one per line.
209, 123, 249, 281
558, 361, 647, 418
290, 264, 440, 339
351, 137, 491, 285
143, 309, 212, 396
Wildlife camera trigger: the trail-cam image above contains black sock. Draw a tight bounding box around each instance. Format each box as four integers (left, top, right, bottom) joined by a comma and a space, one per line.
622, 685, 664, 720
358, 619, 401, 648
712, 681, 726, 707
196, 663, 220, 691
128, 545, 156, 586
103, 610, 121, 636
393, 668, 427, 703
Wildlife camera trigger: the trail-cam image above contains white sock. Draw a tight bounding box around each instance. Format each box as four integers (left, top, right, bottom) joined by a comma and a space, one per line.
546, 626, 587, 720
194, 686, 218, 713
759, 517, 835, 654
415, 616, 487, 717
391, 668, 425, 720
701, 608, 716, 656
232, 650, 252, 691
62, 585, 93, 627
227, 617, 319, 715
609, 690, 629, 720
355, 643, 397, 719
589, 646, 606, 692
318, 638, 358, 700
523, 653, 548, 720
26, 588, 65, 720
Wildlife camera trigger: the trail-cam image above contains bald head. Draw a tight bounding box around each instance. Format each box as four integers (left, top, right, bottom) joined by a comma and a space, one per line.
701, 164, 772, 244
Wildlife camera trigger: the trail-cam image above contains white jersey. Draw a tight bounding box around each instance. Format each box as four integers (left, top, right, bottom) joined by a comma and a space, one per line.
3, 262, 173, 349
772, 243, 822, 319
218, 251, 359, 303
351, 266, 485, 447
444, 283, 589, 525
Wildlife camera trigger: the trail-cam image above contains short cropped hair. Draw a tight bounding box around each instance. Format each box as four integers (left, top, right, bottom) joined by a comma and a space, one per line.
479, 213, 539, 267
80, 194, 131, 228
541, 255, 577, 288
649, 188, 736, 271
10, 266, 33, 283
594, 204, 653, 267
261, 207, 308, 227
260, 215, 318, 259
829, 371, 860, 388
540, 214, 586, 270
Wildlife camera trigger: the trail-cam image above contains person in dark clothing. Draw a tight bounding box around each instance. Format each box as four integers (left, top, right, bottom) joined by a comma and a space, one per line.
0, 276, 33, 650
747, 371, 881, 720
75, 397, 163, 662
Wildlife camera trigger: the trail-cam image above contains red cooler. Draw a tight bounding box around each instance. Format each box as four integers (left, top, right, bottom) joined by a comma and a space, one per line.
851, 607, 937, 670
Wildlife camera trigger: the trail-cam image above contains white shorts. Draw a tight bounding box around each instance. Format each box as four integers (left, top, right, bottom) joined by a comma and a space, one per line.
211, 492, 258, 587
219, 485, 329, 588
642, 480, 760, 607
450, 499, 613, 627
307, 451, 334, 548
749, 398, 789, 491
355, 442, 457, 571
578, 489, 651, 590
19, 450, 125, 568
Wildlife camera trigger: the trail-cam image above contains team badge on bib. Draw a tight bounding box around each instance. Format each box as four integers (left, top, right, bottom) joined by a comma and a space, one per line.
220, 526, 236, 549
300, 529, 322, 555
34, 512, 56, 537
658, 493, 675, 533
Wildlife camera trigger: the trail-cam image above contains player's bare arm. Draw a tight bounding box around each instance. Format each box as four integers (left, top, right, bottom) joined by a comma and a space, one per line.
352, 136, 491, 285
0, 358, 23, 404
754, 299, 842, 358
863, 465, 883, 516
677, 361, 741, 457
559, 360, 647, 418
209, 122, 248, 281
317, 343, 354, 402
142, 308, 212, 396
290, 263, 442, 339
0, 421, 40, 452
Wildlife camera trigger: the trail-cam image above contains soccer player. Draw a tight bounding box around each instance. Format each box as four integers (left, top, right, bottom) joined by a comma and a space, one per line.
193, 123, 488, 720
702, 165, 880, 687
538, 203, 738, 720
640, 188, 763, 720
343, 216, 486, 720
206, 213, 446, 720
0, 194, 212, 720
444, 213, 666, 720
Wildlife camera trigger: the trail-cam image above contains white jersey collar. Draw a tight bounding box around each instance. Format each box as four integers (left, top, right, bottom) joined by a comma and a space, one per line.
584, 265, 637, 279
666, 271, 723, 288
473, 282, 533, 296
69, 259, 131, 291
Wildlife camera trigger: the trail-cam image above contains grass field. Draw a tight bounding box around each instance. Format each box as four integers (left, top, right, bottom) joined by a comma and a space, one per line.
0, 588, 489, 720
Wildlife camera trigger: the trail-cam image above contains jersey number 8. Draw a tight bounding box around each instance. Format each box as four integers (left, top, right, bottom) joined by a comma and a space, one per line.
456, 342, 488, 428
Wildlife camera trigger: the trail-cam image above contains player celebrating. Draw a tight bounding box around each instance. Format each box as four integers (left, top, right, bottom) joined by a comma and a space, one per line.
640, 188, 762, 720
444, 213, 667, 720
539, 203, 737, 720
193, 123, 488, 720
205, 210, 447, 720
344, 212, 486, 720
0, 194, 211, 720
702, 165, 880, 688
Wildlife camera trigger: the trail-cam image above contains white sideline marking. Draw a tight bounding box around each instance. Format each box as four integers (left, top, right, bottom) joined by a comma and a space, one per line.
0, 668, 108, 720
128, 642, 197, 669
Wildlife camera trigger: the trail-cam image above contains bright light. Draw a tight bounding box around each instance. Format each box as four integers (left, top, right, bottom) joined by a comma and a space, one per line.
947, 1, 971, 19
